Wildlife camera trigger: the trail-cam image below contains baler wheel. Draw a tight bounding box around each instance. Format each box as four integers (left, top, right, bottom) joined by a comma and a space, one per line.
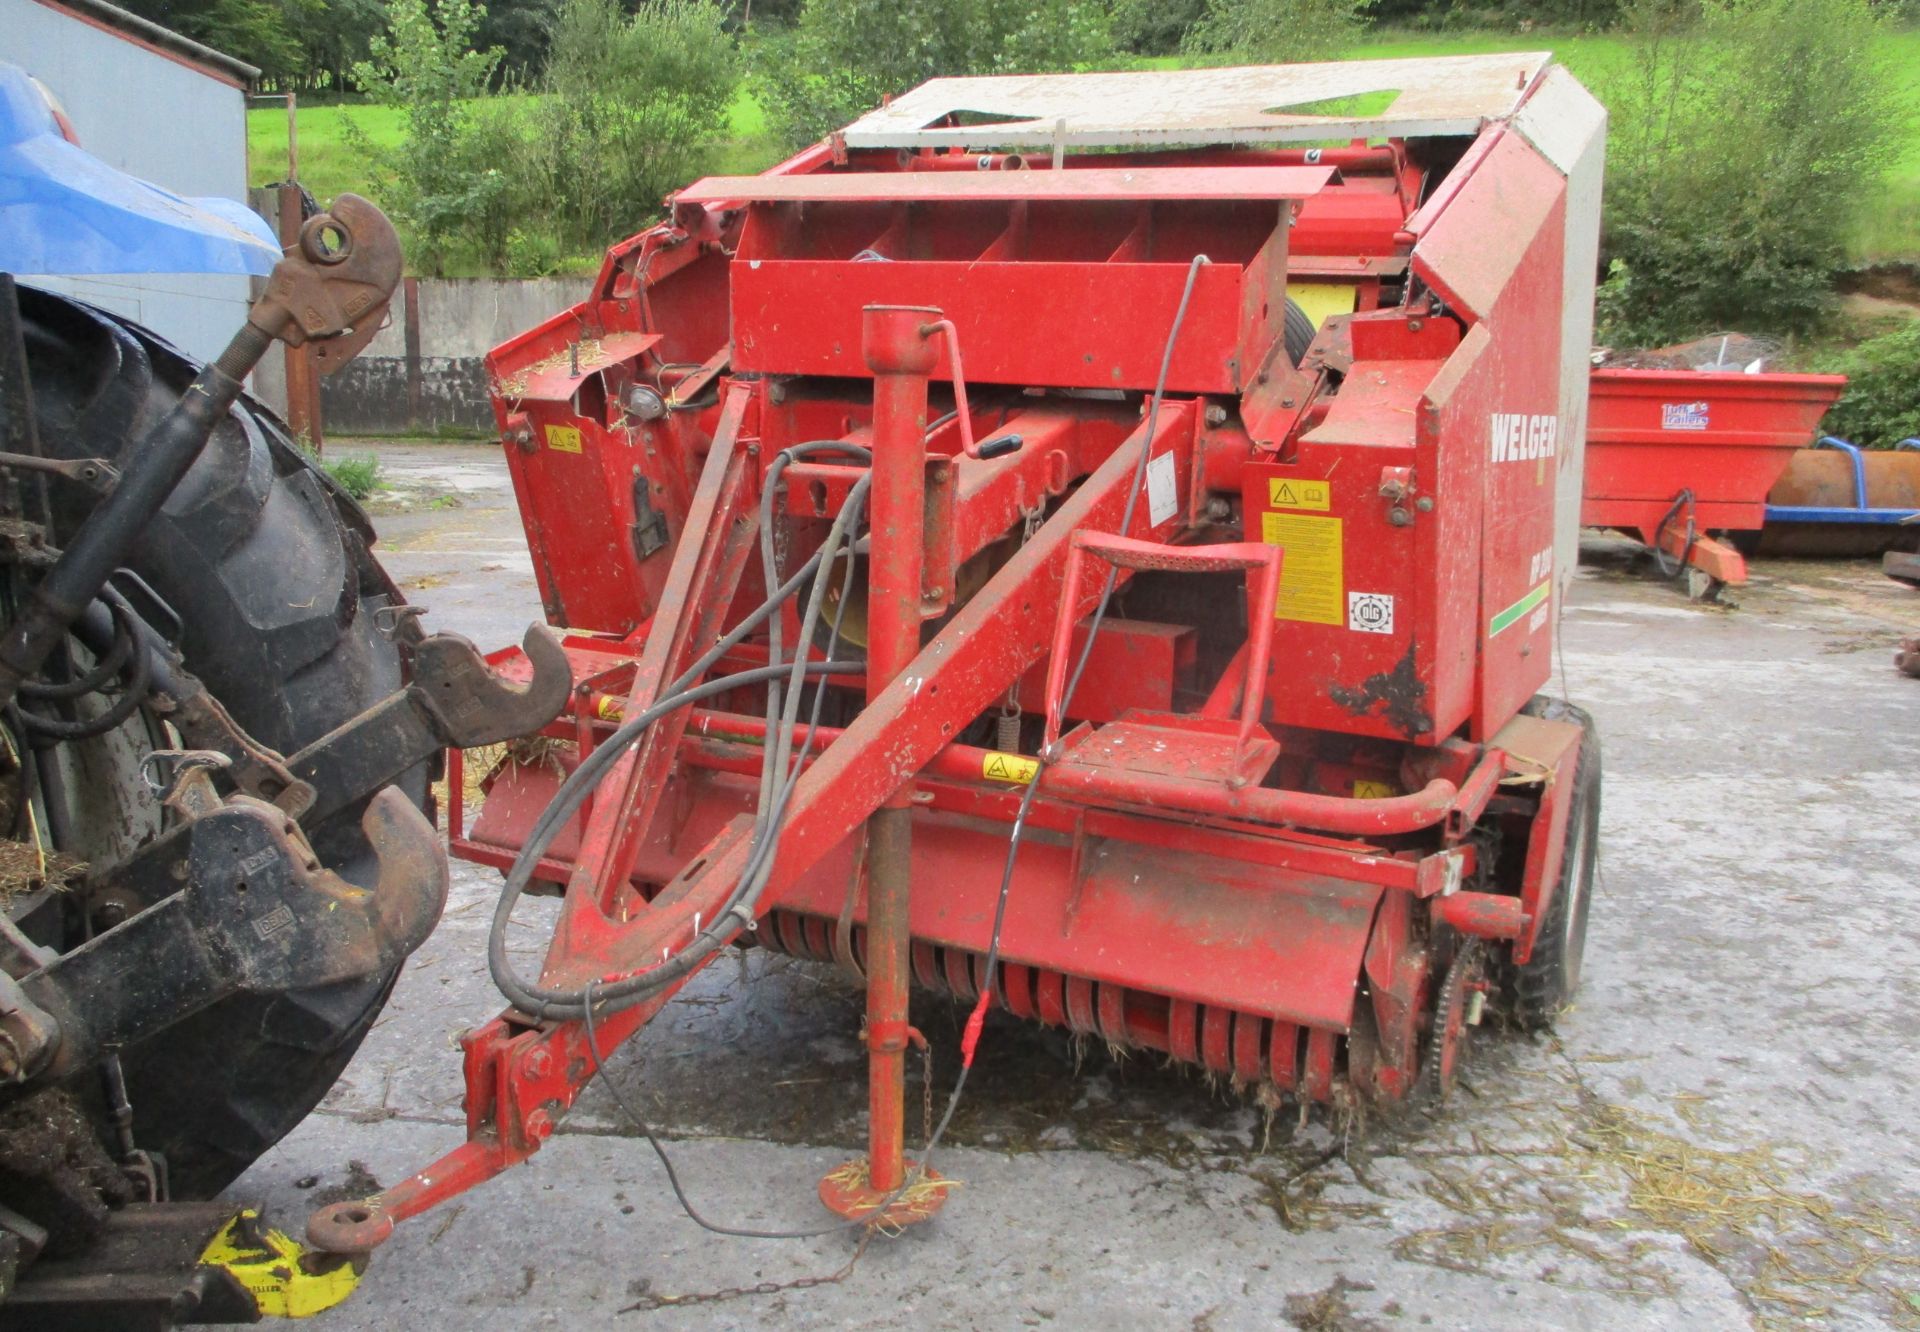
1422, 938, 1487, 1102
1508, 696, 1602, 1031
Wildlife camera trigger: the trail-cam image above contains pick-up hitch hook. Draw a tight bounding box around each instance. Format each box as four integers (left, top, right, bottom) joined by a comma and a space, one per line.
285, 625, 573, 827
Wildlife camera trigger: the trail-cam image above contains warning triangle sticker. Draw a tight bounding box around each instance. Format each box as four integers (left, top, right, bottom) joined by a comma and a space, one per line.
985, 756, 1013, 779
1275, 482, 1299, 505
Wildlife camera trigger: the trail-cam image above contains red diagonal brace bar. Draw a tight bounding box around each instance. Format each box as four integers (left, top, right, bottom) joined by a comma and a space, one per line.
552, 382, 760, 959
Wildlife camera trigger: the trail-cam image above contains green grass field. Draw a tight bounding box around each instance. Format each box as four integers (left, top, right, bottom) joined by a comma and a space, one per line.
250, 26, 1920, 267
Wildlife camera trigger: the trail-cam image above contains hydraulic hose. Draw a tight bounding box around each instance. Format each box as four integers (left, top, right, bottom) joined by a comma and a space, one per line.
487, 448, 872, 1021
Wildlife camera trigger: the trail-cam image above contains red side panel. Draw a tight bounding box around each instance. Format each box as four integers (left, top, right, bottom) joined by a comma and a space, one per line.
1238, 309, 1474, 743
1412, 132, 1568, 739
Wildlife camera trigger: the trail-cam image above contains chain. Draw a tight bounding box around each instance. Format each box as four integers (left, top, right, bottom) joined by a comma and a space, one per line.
922, 1038, 935, 1151
620, 1225, 876, 1313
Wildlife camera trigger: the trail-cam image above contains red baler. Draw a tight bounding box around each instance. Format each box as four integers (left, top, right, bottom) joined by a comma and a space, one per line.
310, 54, 1610, 1250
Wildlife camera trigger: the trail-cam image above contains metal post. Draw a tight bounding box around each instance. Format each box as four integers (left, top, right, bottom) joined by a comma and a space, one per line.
276, 93, 323, 453
818, 305, 948, 1224
403, 277, 423, 430
860, 304, 934, 1193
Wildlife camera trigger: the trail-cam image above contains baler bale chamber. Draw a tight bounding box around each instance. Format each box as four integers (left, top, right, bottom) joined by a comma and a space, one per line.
311, 55, 1609, 1247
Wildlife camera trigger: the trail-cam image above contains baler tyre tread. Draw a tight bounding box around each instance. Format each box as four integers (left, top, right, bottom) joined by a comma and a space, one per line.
1508, 695, 1600, 1032
1282, 298, 1316, 367
16, 288, 425, 1199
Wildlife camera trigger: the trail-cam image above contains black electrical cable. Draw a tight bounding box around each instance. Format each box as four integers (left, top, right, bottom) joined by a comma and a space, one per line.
750, 443, 872, 890
935, 252, 1214, 1149
506, 443, 934, 1241
572, 543, 866, 1243
16, 613, 151, 742
17, 596, 135, 700
1651, 488, 1697, 580
486, 660, 859, 1015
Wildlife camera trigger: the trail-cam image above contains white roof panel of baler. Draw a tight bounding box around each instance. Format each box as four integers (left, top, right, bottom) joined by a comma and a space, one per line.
840, 53, 1554, 150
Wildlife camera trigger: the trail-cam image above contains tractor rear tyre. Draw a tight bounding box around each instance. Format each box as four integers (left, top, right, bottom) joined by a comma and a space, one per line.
1508, 696, 1600, 1032
10, 287, 427, 1199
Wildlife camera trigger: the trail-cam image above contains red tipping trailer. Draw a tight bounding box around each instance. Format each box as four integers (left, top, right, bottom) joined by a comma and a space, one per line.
308, 54, 1610, 1254
1582, 367, 1846, 596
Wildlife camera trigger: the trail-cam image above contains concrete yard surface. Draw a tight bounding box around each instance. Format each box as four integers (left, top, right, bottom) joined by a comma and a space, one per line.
234, 442, 1920, 1330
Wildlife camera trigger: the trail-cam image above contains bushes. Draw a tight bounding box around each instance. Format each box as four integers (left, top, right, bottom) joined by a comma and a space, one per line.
320, 452, 383, 500
1813, 321, 1920, 449
1181, 0, 1371, 65
1596, 0, 1902, 346
756, 0, 1114, 151
525, 0, 739, 253
349, 0, 515, 275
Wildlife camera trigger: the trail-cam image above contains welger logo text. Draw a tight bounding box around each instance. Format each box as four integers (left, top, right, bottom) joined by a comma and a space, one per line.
1489, 412, 1559, 464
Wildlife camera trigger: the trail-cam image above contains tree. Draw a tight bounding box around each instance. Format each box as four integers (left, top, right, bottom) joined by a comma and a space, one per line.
349, 0, 514, 274
118, 0, 306, 80
285, 0, 386, 89
756, 0, 1114, 150
474, 0, 558, 83
525, 0, 740, 252
1181, 0, 1369, 65
1109, 0, 1205, 55
1597, 0, 1903, 342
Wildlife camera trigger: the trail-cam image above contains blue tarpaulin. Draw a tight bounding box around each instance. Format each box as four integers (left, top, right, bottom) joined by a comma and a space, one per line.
0, 62, 280, 277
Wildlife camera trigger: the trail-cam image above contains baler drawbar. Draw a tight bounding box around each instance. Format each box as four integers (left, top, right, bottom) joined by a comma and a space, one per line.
309, 54, 1609, 1254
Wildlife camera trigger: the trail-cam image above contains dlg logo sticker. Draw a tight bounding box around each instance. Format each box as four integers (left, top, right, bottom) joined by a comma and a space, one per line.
1348, 592, 1395, 634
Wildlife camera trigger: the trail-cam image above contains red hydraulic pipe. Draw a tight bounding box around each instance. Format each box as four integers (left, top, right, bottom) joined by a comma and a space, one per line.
1038, 759, 1463, 836
682, 709, 1469, 838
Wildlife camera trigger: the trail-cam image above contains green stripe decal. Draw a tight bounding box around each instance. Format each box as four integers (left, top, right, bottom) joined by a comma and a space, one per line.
1489, 580, 1550, 636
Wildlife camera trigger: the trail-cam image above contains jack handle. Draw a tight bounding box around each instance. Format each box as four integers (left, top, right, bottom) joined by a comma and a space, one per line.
920, 318, 1021, 460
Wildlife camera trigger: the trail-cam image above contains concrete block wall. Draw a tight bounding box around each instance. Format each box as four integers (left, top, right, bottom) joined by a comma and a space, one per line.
252, 275, 584, 435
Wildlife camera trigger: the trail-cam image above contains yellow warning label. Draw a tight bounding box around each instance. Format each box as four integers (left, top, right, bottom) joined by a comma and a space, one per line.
1260, 512, 1343, 625
1352, 779, 1397, 800
1267, 477, 1331, 511
545, 424, 584, 453
982, 751, 1039, 784
596, 695, 623, 721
